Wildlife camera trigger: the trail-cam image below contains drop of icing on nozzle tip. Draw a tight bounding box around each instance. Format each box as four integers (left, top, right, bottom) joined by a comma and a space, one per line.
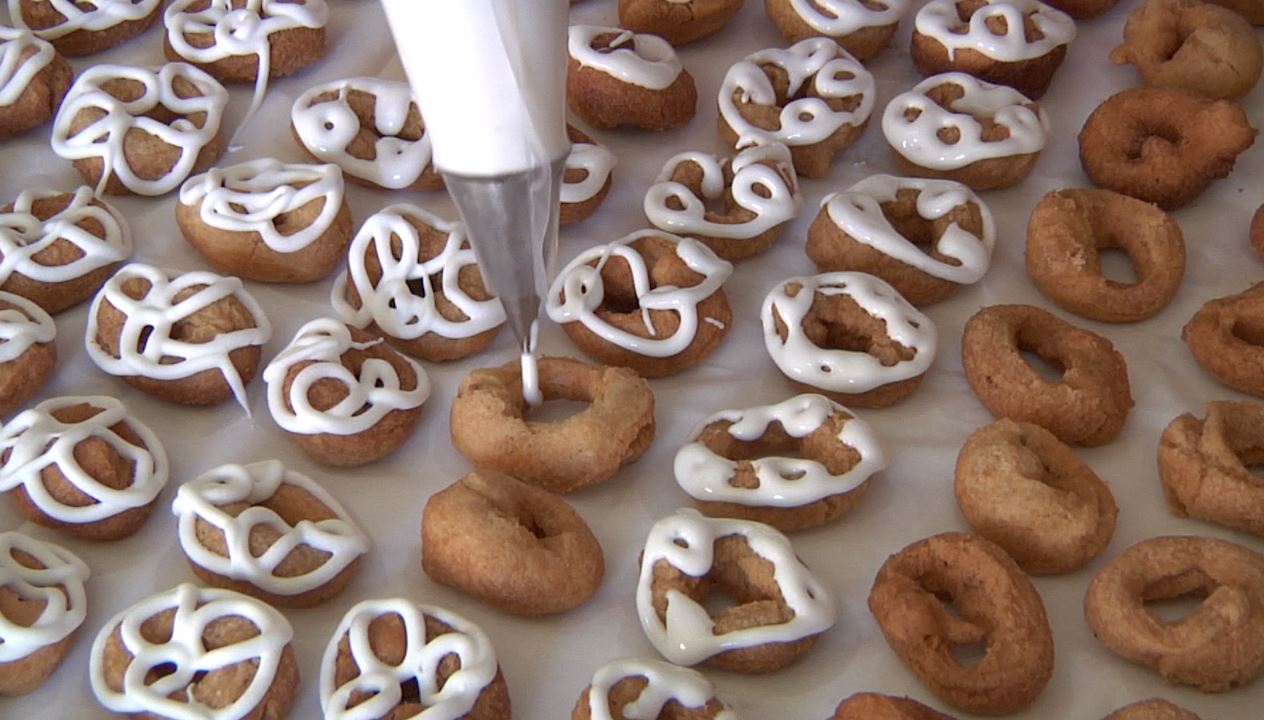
521, 320, 541, 407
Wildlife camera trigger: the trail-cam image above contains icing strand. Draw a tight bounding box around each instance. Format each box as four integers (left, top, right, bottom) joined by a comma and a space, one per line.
0, 531, 89, 663
915, 0, 1075, 62
0, 186, 132, 287
588, 657, 736, 720
568, 25, 683, 90
0, 290, 56, 363
8, 0, 162, 39
787, 0, 910, 35
0, 26, 54, 107
562, 137, 616, 205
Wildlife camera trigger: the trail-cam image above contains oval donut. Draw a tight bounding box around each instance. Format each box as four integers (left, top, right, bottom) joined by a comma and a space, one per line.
1182, 282, 1264, 397
831, 692, 958, 719
1103, 699, 1202, 720
1158, 401, 1264, 537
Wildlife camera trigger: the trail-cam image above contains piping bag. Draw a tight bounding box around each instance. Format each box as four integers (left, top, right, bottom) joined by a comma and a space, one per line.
380, 0, 571, 406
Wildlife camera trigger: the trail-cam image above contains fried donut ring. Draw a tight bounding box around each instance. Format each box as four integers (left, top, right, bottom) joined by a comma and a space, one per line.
422, 471, 604, 616
764, 0, 911, 62
1182, 283, 1264, 397
1158, 401, 1264, 537
1078, 87, 1256, 210
162, 0, 327, 84
1084, 535, 1264, 691
831, 693, 958, 719
567, 26, 697, 130
450, 357, 655, 493
868, 532, 1054, 715
9, 0, 164, 57
962, 304, 1133, 446
1103, 699, 1202, 719
1252, 203, 1264, 258
0, 292, 55, 417
0, 29, 73, 140
619, 0, 743, 45
572, 657, 735, 720
0, 531, 89, 696
1110, 0, 1263, 100
561, 125, 614, 227
1026, 188, 1186, 323
1042, 0, 1121, 17
1204, 0, 1264, 23
955, 418, 1118, 575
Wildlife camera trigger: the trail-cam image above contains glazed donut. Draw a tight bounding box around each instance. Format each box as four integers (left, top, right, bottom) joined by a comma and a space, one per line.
868, 532, 1055, 715
331, 204, 505, 362
955, 418, 1118, 575
0, 396, 168, 540
643, 142, 800, 261
90, 583, 299, 719
422, 470, 604, 616
86, 263, 272, 410
567, 25, 697, 130
673, 393, 887, 531
320, 597, 511, 719
572, 657, 735, 720
883, 73, 1050, 191
718, 38, 875, 179
546, 230, 733, 378
562, 124, 615, 226
0, 28, 73, 140
1204, 0, 1264, 23
764, 0, 911, 61
961, 304, 1133, 446
761, 272, 938, 408
1158, 401, 1264, 537
0, 292, 55, 417
1182, 282, 1264, 396
911, 0, 1076, 99
1025, 188, 1186, 323
1078, 87, 1256, 210
636, 508, 837, 673
1104, 699, 1202, 720
1084, 535, 1264, 691
618, 0, 744, 45
1042, 0, 1120, 17
51, 62, 228, 196
177, 159, 352, 283
450, 356, 655, 493
1110, 0, 1263, 100
807, 174, 996, 306
831, 693, 958, 719
0, 531, 89, 696
290, 76, 441, 191
1252, 202, 1264, 258
8, 0, 163, 56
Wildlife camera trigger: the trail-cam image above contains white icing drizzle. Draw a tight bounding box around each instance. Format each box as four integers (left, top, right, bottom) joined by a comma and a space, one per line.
84, 263, 273, 412
545, 230, 733, 359
0, 290, 55, 363
51, 63, 228, 197
0, 26, 54, 107
0, 531, 88, 663
644, 142, 800, 243
291, 77, 434, 190
262, 317, 430, 436
330, 204, 506, 344
788, 0, 911, 36
587, 657, 736, 720
822, 174, 996, 284
881, 72, 1049, 171
915, 0, 1075, 62
521, 318, 541, 407
562, 136, 616, 205
761, 272, 937, 393
636, 508, 837, 666
0, 395, 168, 524
568, 25, 683, 91
88, 583, 293, 720
172, 460, 369, 596
0, 186, 132, 288
7, 0, 162, 40
674, 393, 887, 508
718, 37, 875, 151
179, 159, 345, 254
319, 598, 499, 720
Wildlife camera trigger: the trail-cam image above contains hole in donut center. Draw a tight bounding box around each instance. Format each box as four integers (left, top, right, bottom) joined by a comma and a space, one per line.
1019, 349, 1065, 382
1142, 569, 1214, 624
1144, 593, 1207, 624
399, 677, 421, 703
1126, 125, 1182, 160
524, 398, 589, 422
702, 586, 743, 616
1097, 247, 1139, 285
1231, 316, 1264, 347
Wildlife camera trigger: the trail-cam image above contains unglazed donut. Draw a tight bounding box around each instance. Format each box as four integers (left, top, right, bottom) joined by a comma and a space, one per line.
572, 657, 736, 720
764, 0, 911, 61
546, 230, 733, 378
1204, 0, 1264, 23
636, 508, 837, 673
761, 271, 937, 408
1182, 282, 1264, 396
562, 124, 615, 226
718, 38, 875, 178
644, 142, 800, 261
8, 0, 163, 56
1025, 188, 1186, 323
567, 25, 697, 130
831, 693, 958, 719
0, 27, 73, 140
0, 531, 89, 696
807, 174, 995, 306
0, 396, 168, 540
1158, 401, 1264, 537
673, 393, 887, 531
1103, 699, 1202, 720
0, 292, 55, 417
618, 0, 744, 45
883, 73, 1049, 190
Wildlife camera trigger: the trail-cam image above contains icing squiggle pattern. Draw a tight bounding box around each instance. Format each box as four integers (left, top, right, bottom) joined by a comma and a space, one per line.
568, 25, 683, 90
0, 27, 54, 106
0, 531, 89, 663
788, 0, 911, 35
8, 0, 162, 40
0, 186, 132, 288
562, 136, 616, 206
587, 657, 736, 720
915, 0, 1075, 62
0, 291, 55, 363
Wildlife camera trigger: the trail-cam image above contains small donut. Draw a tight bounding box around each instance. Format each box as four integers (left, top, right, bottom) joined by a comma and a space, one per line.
961, 304, 1133, 446
868, 532, 1055, 715
86, 263, 272, 410
561, 124, 615, 226
1182, 282, 1264, 396
618, 0, 744, 45
0, 28, 73, 140
808, 174, 996, 306
718, 38, 875, 179
0, 531, 89, 696
643, 142, 800, 261
911, 0, 1076, 99
1042, 0, 1121, 17
1078, 87, 1256, 210
572, 657, 735, 720
764, 0, 912, 61
173, 460, 369, 608
331, 204, 505, 363
567, 25, 697, 130
9, 0, 163, 57
1025, 188, 1186, 323
1084, 535, 1264, 691
450, 356, 656, 493
90, 583, 299, 719
1158, 401, 1264, 537
290, 76, 441, 191
546, 230, 733, 378
1252, 202, 1264, 258
320, 597, 511, 719
883, 72, 1050, 191
51, 62, 228, 196
0, 396, 168, 541
1204, 0, 1264, 23
954, 418, 1118, 575
673, 393, 887, 531
163, 0, 327, 82
422, 471, 604, 616
831, 693, 958, 719
761, 272, 938, 408
1103, 699, 1202, 720
636, 508, 837, 673
1110, 0, 1263, 100
0, 292, 55, 417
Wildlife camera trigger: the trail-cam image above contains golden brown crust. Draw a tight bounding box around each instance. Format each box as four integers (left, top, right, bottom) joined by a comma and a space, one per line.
831, 693, 959, 720
0, 549, 77, 696
15, 0, 164, 57
1042, 0, 1121, 17
763, 0, 900, 61
1252, 202, 1264, 259
1158, 401, 1264, 537
1103, 699, 1203, 720
567, 33, 697, 130
0, 43, 73, 140
162, 1, 326, 82
1203, 0, 1264, 23
1182, 282, 1264, 396
619, 0, 744, 45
